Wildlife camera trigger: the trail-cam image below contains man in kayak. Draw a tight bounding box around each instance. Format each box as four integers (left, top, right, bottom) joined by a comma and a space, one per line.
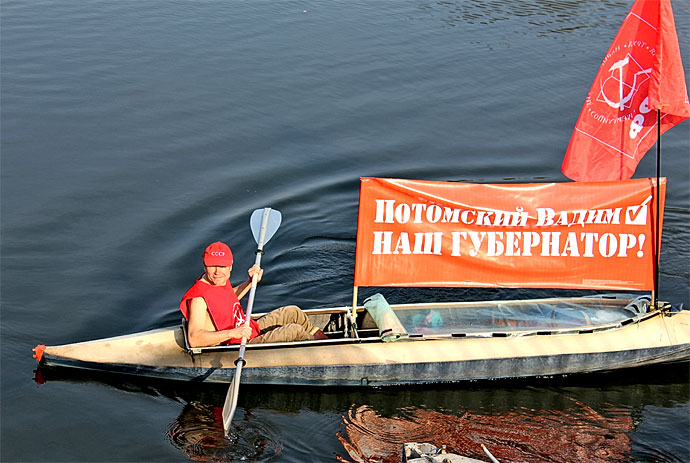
180, 241, 328, 347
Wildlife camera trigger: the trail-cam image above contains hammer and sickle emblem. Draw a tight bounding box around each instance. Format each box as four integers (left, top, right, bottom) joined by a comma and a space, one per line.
599, 55, 651, 111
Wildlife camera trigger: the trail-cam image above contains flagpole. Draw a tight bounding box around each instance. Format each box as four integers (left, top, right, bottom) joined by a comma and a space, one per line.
653, 110, 661, 309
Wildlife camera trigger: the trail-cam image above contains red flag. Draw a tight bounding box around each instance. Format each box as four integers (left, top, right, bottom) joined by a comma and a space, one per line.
562, 0, 690, 182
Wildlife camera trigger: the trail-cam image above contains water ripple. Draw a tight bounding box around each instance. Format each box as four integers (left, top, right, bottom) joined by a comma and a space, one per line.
166, 402, 282, 462
634, 443, 687, 463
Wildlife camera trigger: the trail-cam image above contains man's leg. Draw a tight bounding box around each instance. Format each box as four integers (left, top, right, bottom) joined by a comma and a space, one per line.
256, 305, 320, 336
248, 323, 312, 343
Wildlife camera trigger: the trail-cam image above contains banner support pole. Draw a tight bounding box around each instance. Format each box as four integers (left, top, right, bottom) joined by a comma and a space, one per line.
350, 286, 359, 339
653, 109, 661, 310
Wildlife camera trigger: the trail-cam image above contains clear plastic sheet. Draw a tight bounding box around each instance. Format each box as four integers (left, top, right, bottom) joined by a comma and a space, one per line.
388, 294, 650, 336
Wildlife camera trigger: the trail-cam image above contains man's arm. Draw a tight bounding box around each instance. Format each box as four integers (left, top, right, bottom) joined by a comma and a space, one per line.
233, 280, 252, 300
233, 264, 263, 299
186, 297, 251, 347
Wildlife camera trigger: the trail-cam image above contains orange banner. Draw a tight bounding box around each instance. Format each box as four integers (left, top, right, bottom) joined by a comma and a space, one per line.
354, 178, 665, 290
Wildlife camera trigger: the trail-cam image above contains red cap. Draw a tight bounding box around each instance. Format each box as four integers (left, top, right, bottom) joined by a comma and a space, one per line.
203, 241, 233, 267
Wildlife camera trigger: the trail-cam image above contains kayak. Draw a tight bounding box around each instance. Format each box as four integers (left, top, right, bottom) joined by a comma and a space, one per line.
33, 294, 690, 386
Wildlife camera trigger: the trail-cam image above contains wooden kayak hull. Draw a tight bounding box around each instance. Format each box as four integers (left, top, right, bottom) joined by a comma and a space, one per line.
36, 306, 690, 386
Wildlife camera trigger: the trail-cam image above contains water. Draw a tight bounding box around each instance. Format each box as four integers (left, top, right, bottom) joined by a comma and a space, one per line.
2, 0, 688, 461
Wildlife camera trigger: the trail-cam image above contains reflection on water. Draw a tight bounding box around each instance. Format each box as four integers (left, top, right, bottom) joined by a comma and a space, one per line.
34, 362, 688, 462
336, 400, 633, 463
166, 402, 282, 462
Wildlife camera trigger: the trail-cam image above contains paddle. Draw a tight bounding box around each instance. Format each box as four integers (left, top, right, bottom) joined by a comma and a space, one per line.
221, 207, 282, 434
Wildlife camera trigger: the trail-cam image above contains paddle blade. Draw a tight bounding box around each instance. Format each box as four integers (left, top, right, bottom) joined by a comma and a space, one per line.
250, 208, 281, 247
222, 364, 243, 434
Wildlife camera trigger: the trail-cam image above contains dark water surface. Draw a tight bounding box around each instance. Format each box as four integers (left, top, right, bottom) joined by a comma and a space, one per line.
2, 1, 689, 461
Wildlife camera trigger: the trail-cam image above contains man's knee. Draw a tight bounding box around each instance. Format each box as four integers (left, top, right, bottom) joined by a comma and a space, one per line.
275, 305, 303, 321
278, 304, 301, 314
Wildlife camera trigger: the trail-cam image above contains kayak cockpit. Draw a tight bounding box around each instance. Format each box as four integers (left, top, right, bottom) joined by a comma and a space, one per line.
180, 293, 661, 355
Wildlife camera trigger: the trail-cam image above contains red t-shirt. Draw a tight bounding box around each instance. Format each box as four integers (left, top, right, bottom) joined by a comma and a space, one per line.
180, 280, 260, 344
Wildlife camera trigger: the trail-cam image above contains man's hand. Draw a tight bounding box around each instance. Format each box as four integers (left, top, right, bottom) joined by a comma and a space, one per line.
228, 323, 252, 340
247, 264, 263, 283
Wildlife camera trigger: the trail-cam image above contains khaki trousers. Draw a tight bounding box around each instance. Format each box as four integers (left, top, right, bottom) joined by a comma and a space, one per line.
248, 305, 319, 344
